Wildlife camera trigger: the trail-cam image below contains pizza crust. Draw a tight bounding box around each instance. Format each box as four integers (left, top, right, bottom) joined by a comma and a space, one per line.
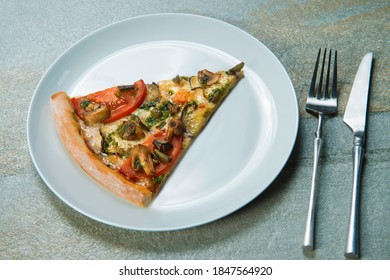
50, 91, 154, 207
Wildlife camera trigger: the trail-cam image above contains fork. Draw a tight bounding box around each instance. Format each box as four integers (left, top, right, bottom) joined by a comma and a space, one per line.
303, 48, 338, 251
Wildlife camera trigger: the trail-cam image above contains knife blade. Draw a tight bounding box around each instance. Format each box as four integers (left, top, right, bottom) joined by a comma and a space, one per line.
343, 52, 374, 259
344, 52, 374, 136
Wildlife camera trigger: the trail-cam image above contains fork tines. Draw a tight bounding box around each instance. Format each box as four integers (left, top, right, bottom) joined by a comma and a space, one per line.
307, 48, 338, 114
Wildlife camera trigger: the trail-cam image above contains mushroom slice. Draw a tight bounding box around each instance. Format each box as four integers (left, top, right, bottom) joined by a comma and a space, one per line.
198, 69, 221, 86
121, 122, 145, 141
180, 102, 198, 136
165, 117, 184, 141
116, 115, 149, 141
154, 149, 172, 163
182, 105, 210, 137
172, 75, 181, 84
130, 144, 156, 176
153, 139, 173, 153
189, 76, 203, 90
145, 83, 161, 103
83, 105, 111, 125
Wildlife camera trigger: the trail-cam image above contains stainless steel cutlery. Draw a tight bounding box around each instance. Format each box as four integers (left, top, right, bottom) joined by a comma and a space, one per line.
303, 50, 373, 259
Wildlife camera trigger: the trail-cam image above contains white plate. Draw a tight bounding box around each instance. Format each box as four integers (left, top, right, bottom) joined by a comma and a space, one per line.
27, 14, 298, 231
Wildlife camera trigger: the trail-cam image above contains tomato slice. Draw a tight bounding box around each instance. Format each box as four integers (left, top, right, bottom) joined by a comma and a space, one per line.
71, 79, 147, 123
119, 131, 183, 180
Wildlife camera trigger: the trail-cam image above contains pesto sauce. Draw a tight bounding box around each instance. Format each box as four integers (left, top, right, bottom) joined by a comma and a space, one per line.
102, 132, 117, 153
144, 101, 172, 128
145, 115, 158, 128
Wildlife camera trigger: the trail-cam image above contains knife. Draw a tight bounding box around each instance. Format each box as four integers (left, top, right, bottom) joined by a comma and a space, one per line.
343, 51, 374, 259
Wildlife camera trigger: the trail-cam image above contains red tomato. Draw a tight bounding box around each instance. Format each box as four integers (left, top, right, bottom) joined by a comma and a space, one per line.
71, 79, 147, 123
119, 131, 183, 180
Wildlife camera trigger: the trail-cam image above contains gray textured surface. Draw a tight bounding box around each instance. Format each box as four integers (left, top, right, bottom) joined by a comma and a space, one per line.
1, 0, 389, 260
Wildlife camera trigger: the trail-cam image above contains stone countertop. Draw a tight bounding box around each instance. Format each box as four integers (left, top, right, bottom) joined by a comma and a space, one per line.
1, 0, 389, 260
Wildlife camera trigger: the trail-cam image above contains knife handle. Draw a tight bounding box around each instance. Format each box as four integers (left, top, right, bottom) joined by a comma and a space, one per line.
345, 136, 365, 259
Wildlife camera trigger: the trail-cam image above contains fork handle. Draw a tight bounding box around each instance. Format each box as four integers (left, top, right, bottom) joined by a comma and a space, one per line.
345, 135, 364, 259
303, 135, 322, 251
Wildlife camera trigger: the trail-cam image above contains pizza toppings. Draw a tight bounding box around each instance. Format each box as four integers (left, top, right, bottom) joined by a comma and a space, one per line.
145, 83, 161, 103
152, 139, 173, 153
72, 79, 147, 123
130, 144, 157, 177
165, 116, 184, 141
114, 115, 149, 142
189, 76, 203, 90
180, 101, 198, 136
83, 64, 244, 181
198, 69, 221, 86
119, 129, 182, 177
154, 135, 183, 176
83, 105, 111, 124
189, 69, 221, 90
87, 66, 242, 179
227, 62, 245, 76
153, 149, 172, 164
118, 120, 146, 141
51, 63, 244, 205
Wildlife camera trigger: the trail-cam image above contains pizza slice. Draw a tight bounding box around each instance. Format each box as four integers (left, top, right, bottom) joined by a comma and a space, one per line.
50, 62, 244, 207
